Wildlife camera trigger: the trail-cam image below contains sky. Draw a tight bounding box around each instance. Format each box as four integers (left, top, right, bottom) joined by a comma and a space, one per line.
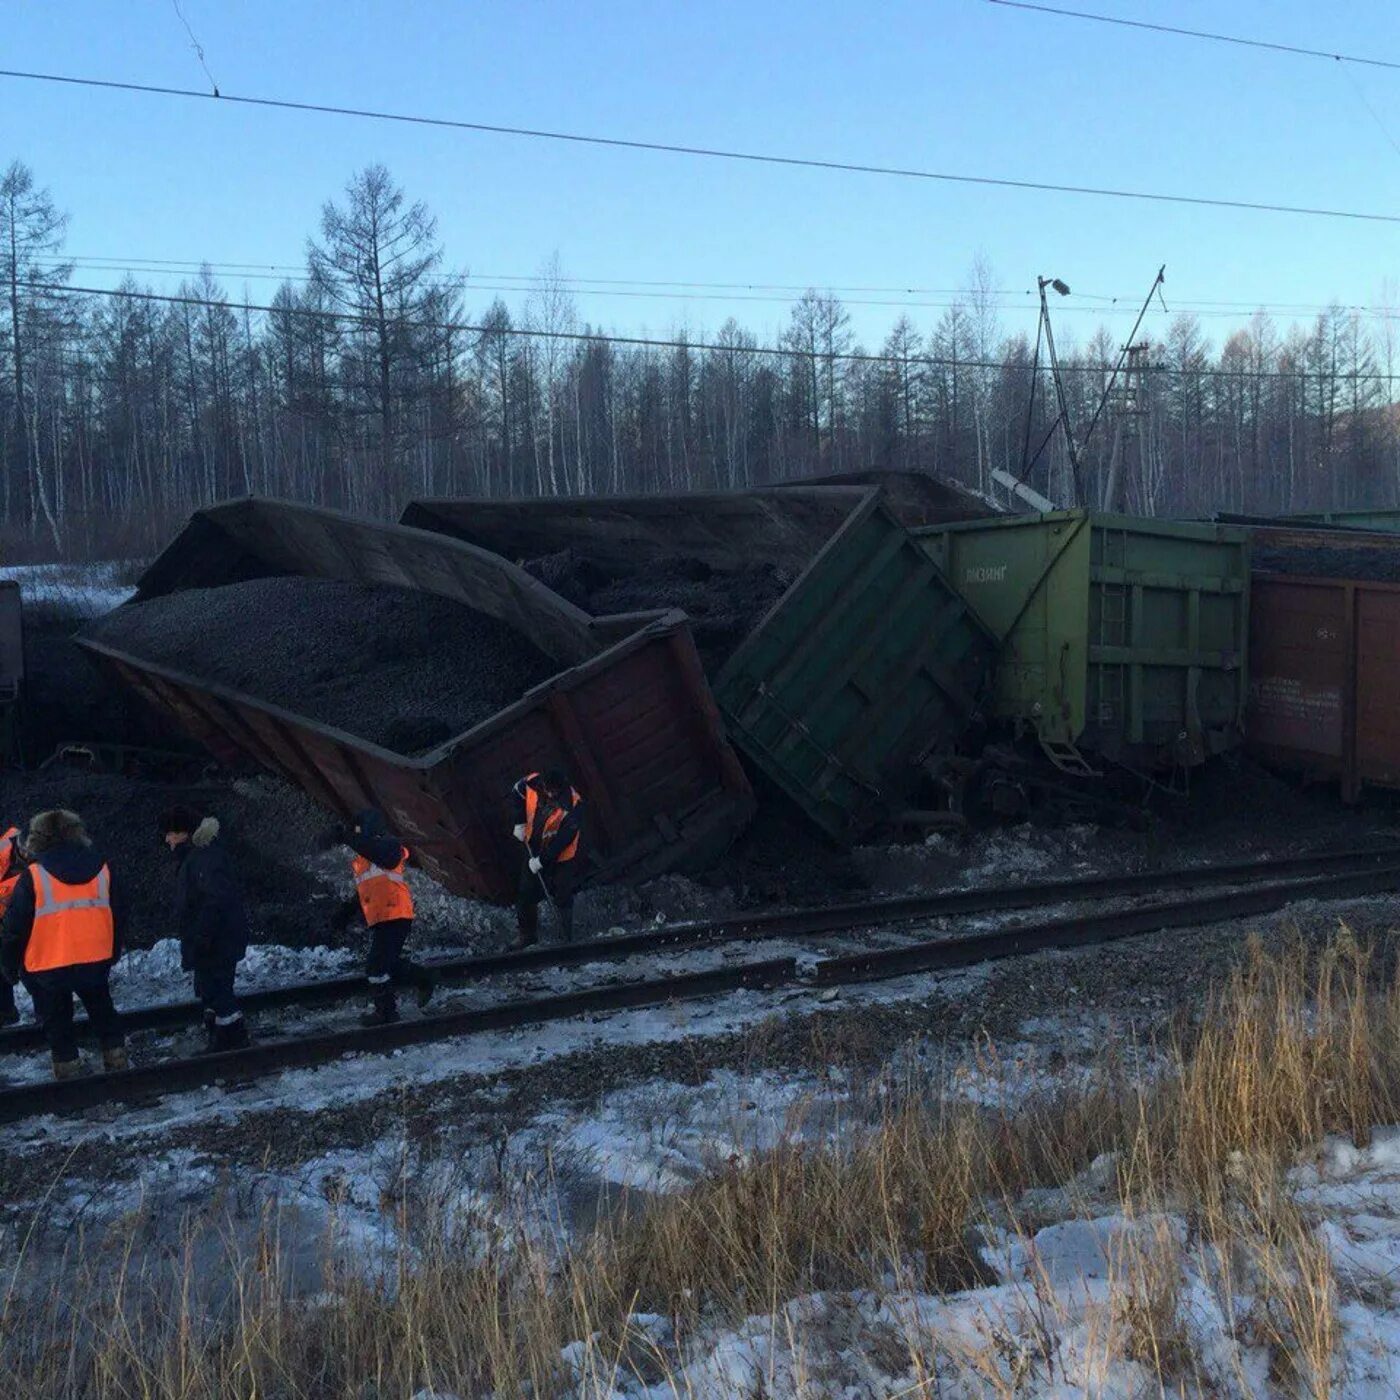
5, 0, 1400, 357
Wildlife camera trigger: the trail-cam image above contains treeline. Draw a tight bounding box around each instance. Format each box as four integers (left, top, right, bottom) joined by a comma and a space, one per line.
3, 158, 1399, 560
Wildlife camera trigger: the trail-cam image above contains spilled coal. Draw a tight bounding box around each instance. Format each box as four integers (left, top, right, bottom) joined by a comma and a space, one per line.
523, 550, 793, 669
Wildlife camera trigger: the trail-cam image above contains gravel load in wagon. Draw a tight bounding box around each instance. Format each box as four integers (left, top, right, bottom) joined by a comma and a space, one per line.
524, 551, 794, 669
85, 575, 557, 755
1253, 543, 1400, 583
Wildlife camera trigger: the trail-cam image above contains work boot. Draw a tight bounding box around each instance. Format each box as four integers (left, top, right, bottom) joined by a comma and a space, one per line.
360, 988, 399, 1027
51, 1056, 82, 1081
101, 1045, 130, 1073
514, 904, 539, 950
0, 1003, 17, 1029
202, 1008, 217, 1051
211, 1017, 249, 1052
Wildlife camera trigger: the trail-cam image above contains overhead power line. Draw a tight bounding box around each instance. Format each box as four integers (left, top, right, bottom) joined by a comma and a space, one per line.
986, 1, 1400, 72
22, 278, 1400, 386
29, 254, 1400, 324
3, 66, 1400, 224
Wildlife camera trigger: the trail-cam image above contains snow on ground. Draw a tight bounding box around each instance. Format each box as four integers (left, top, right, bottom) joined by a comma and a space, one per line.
558, 1124, 1400, 1399
9, 987, 1400, 1395
1, 560, 136, 616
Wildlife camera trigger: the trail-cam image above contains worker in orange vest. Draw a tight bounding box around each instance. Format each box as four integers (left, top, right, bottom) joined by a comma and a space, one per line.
513, 769, 584, 947
0, 824, 25, 1027
337, 809, 436, 1026
0, 810, 128, 1080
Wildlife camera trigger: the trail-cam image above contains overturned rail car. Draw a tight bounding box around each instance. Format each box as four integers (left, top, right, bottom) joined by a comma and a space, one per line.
79, 499, 755, 902
403, 485, 998, 844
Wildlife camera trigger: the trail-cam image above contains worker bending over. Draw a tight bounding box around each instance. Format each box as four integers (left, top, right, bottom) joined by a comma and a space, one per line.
161, 806, 250, 1052
339, 809, 436, 1026
0, 809, 127, 1080
0, 824, 25, 1027
513, 769, 584, 947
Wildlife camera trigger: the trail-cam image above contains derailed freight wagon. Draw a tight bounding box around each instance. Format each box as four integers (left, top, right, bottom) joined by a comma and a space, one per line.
912, 512, 1251, 773
1243, 523, 1400, 800
78, 498, 755, 902
403, 485, 999, 844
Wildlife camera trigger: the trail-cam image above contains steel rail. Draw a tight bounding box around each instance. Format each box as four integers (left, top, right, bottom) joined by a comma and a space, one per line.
0, 958, 796, 1123
810, 862, 1400, 982
1, 843, 1395, 1053
0, 861, 1397, 1123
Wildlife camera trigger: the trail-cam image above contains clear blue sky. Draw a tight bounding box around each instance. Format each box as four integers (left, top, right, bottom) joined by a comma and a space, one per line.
5, 0, 1400, 354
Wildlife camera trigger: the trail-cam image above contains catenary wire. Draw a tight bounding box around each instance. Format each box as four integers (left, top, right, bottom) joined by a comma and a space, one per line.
2, 65, 1400, 224
23, 278, 1400, 385
24, 256, 1400, 323
985, 1, 1400, 72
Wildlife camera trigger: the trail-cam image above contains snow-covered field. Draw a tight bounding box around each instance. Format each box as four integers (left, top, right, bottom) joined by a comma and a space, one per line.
0, 559, 136, 615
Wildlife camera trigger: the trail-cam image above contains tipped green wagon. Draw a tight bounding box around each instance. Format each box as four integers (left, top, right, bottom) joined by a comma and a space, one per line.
913, 511, 1251, 775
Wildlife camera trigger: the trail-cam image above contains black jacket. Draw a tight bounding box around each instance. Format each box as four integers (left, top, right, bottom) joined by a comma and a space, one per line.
173, 818, 250, 972
0, 841, 128, 984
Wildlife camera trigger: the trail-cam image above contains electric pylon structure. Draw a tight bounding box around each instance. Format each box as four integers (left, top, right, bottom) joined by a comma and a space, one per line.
1101, 341, 1151, 512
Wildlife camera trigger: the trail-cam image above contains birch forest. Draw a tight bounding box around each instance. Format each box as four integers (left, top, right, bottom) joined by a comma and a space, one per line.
4, 158, 1400, 560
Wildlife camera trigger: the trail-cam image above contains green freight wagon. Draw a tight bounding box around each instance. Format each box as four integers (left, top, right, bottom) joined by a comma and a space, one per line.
913, 512, 1250, 773
406, 486, 999, 843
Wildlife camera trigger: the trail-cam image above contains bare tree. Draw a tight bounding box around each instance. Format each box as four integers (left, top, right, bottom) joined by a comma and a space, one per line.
0, 161, 72, 540
308, 164, 445, 512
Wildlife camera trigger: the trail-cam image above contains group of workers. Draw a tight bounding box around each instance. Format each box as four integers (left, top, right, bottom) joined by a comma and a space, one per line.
0, 767, 584, 1081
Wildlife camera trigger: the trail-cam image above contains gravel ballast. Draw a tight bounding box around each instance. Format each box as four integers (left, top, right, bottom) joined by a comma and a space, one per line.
85, 577, 559, 754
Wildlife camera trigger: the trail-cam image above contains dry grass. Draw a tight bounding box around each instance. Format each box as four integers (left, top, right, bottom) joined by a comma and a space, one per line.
2, 927, 1397, 1396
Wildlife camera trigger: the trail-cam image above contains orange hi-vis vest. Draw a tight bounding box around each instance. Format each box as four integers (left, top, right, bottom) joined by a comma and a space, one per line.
352, 848, 414, 926
23, 862, 115, 974
523, 775, 581, 864
0, 826, 21, 919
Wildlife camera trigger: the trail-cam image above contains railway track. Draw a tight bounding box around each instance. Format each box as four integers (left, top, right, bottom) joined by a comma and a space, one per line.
0, 852, 1397, 1123
1, 843, 1395, 1056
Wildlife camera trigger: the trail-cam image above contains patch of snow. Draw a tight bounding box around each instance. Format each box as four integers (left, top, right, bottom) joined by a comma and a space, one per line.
1, 561, 136, 617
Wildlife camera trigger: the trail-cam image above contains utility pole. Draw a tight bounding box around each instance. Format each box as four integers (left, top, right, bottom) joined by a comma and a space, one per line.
1101, 342, 1150, 513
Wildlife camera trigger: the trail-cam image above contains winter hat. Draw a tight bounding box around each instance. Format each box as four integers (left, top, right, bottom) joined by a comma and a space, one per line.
27, 809, 89, 854
159, 805, 202, 838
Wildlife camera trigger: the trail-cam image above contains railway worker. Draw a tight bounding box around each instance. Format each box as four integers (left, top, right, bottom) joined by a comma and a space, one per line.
0, 823, 26, 1027
512, 768, 584, 947
337, 809, 436, 1026
160, 806, 251, 1052
0, 809, 127, 1081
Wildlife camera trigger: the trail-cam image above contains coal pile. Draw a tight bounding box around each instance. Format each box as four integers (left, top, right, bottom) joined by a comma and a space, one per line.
1254, 542, 1400, 582
20, 599, 192, 764
524, 552, 794, 669
84, 577, 559, 754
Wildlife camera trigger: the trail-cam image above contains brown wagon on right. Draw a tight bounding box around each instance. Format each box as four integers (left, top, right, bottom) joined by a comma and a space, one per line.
1247, 523, 1400, 800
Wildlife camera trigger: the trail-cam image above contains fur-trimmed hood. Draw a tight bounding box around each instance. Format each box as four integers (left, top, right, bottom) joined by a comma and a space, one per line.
26, 809, 90, 855
191, 817, 220, 849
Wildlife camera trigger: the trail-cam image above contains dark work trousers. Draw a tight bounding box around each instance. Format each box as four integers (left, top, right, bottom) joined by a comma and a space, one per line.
516, 861, 578, 944
192, 959, 242, 1025
366, 917, 416, 986
0, 975, 16, 1022
23, 965, 124, 1063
